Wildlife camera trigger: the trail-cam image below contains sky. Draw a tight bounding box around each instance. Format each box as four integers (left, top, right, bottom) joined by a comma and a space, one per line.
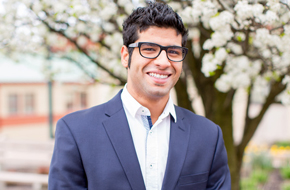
0, 53, 95, 83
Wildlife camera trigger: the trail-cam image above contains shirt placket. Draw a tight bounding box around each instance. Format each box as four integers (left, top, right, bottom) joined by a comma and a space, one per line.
146, 126, 158, 190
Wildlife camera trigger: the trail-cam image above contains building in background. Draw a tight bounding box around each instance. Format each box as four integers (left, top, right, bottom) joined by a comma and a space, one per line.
0, 54, 120, 141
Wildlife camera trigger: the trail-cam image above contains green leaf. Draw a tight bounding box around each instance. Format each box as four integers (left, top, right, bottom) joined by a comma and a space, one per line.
273, 72, 281, 81
265, 76, 271, 82
212, 12, 220, 17
249, 36, 253, 45
246, 86, 251, 94
209, 71, 215, 76
237, 36, 243, 42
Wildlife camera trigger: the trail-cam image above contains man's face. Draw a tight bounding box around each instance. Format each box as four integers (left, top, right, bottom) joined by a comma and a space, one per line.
121, 26, 183, 102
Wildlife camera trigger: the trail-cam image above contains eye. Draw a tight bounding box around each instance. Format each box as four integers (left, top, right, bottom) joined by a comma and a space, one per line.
168, 49, 181, 56
142, 47, 157, 52
140, 43, 159, 54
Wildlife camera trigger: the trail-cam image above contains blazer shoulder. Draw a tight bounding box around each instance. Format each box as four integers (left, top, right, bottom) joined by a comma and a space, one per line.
175, 105, 220, 135
176, 106, 216, 126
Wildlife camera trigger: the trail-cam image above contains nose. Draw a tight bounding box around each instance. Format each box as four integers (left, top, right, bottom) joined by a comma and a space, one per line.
154, 50, 171, 68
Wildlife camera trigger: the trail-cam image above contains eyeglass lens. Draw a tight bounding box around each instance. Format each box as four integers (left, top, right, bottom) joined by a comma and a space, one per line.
140, 43, 185, 61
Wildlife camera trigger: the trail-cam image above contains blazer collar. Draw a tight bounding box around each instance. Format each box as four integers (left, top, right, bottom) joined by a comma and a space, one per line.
102, 90, 146, 190
162, 106, 190, 190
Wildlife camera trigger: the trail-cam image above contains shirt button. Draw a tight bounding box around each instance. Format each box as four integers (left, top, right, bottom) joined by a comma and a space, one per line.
150, 164, 153, 168
149, 131, 153, 134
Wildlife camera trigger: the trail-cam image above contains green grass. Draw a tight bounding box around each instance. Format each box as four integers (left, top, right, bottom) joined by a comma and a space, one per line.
281, 166, 290, 179
282, 183, 290, 190
241, 178, 258, 190
251, 152, 273, 171
250, 170, 268, 184
241, 170, 269, 189
274, 141, 290, 147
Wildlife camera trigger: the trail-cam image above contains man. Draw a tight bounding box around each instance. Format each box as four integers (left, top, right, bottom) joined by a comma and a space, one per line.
48, 2, 231, 190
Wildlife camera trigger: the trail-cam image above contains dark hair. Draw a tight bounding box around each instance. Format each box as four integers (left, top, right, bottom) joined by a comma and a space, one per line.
122, 2, 188, 68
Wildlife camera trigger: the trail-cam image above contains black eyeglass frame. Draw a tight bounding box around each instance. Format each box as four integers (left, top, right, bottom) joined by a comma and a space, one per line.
128, 42, 188, 62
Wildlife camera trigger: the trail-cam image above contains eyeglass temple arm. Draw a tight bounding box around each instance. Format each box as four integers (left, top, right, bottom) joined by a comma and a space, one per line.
128, 43, 139, 48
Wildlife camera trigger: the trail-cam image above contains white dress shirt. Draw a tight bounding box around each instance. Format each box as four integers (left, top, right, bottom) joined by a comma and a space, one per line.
121, 85, 176, 190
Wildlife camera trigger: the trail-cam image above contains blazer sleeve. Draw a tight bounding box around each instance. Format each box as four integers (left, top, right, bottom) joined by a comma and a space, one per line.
206, 126, 231, 190
48, 118, 87, 190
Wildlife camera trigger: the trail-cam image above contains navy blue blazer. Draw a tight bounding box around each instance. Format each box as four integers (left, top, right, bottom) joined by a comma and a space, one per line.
48, 90, 231, 190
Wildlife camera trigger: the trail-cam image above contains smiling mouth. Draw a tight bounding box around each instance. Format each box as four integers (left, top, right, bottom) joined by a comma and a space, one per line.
148, 72, 170, 79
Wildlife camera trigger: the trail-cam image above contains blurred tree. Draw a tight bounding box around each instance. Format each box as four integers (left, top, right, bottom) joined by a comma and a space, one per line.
1, 0, 290, 189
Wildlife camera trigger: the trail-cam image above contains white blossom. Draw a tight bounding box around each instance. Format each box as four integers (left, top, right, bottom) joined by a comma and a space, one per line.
77, 35, 87, 47
252, 4, 264, 16
249, 60, 262, 77
168, 2, 182, 11
203, 39, 214, 50
103, 22, 115, 33
262, 49, 271, 58
235, 32, 246, 42
280, 91, 290, 105
234, 1, 253, 20
215, 74, 232, 92
282, 75, 290, 85
99, 3, 117, 21
215, 48, 227, 62
179, 7, 194, 24
118, 0, 131, 7
233, 73, 251, 88
267, 0, 281, 12
90, 33, 100, 42
32, 1, 43, 14
202, 1, 217, 18
284, 25, 290, 35
227, 42, 243, 55
211, 29, 233, 47
124, 3, 134, 15
52, 2, 67, 13
76, 22, 86, 33
209, 11, 234, 31
201, 53, 219, 76
265, 10, 279, 24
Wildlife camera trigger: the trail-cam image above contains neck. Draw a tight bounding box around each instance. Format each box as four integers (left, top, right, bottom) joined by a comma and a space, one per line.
128, 90, 169, 125
141, 96, 169, 124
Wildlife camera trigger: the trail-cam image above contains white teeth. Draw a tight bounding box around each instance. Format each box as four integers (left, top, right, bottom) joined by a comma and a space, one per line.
149, 73, 168, 79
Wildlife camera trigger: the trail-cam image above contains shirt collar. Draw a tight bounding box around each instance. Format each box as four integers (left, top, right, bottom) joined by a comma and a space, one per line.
121, 84, 177, 123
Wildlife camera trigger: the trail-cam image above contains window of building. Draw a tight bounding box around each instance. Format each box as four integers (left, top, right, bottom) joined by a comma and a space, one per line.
8, 94, 19, 115
66, 91, 87, 111
24, 93, 35, 114
80, 92, 87, 109
66, 93, 74, 111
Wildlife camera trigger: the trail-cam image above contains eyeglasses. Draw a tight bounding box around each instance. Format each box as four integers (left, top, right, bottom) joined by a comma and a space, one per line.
128, 42, 188, 62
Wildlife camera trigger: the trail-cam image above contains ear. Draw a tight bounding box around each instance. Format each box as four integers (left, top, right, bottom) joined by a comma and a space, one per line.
121, 45, 129, 68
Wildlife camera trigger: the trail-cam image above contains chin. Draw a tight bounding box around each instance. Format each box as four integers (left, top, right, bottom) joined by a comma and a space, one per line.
148, 89, 170, 98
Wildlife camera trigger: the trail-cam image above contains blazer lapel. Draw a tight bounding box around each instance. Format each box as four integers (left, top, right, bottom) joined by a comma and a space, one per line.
162, 107, 190, 190
102, 91, 146, 190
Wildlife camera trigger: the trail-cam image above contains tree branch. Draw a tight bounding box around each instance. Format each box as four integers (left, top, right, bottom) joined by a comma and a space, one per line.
217, 0, 234, 13
41, 19, 126, 85
280, 0, 290, 10
237, 80, 286, 157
